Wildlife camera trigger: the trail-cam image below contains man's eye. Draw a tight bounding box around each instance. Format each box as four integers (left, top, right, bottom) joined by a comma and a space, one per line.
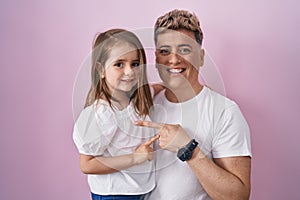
179, 48, 191, 55
159, 49, 170, 55
114, 62, 123, 67
132, 62, 140, 67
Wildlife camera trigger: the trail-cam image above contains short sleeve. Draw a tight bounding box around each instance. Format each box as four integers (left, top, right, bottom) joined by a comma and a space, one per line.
73, 104, 117, 156
212, 104, 252, 158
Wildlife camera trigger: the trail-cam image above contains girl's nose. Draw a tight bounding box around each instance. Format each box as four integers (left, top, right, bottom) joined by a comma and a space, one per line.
124, 65, 134, 76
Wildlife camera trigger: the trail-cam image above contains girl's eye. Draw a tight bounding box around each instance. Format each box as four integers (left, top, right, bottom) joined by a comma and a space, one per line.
132, 62, 140, 67
159, 48, 170, 55
114, 62, 123, 68
179, 47, 191, 55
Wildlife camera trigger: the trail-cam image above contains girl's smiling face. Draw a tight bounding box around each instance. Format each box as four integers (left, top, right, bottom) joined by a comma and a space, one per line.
104, 42, 141, 94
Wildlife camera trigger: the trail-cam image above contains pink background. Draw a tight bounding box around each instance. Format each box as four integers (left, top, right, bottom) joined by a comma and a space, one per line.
1, 0, 299, 199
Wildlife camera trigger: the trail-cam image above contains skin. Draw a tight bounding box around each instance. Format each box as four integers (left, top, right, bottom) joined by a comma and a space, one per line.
80, 135, 159, 174
103, 42, 141, 109
80, 42, 160, 174
135, 29, 251, 200
155, 29, 204, 102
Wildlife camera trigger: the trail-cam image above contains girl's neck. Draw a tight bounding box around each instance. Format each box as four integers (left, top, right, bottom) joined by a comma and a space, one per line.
111, 92, 130, 110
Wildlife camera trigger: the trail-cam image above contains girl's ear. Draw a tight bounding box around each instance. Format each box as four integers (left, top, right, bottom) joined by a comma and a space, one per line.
96, 62, 105, 78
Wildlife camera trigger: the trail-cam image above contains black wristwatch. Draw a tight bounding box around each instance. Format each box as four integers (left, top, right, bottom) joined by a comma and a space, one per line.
177, 139, 198, 162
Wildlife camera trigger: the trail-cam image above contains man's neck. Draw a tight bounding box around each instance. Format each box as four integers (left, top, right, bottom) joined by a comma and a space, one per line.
165, 83, 203, 103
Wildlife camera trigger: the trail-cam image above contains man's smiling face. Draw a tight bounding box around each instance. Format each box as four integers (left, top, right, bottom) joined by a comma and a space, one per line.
155, 29, 204, 91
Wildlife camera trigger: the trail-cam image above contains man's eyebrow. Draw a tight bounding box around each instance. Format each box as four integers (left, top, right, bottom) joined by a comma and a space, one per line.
158, 44, 193, 49
178, 44, 192, 48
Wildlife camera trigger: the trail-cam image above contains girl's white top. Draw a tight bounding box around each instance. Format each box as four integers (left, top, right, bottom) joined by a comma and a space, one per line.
73, 100, 156, 195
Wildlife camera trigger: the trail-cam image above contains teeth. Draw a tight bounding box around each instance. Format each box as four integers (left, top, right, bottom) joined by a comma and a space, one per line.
167, 68, 186, 73
121, 79, 134, 82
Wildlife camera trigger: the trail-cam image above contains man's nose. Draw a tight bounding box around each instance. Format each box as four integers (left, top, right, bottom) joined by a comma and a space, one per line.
168, 52, 182, 65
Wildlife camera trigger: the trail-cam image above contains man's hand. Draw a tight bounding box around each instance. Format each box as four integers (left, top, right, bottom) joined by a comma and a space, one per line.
135, 121, 191, 152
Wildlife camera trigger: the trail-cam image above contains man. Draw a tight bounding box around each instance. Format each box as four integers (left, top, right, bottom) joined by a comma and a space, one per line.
136, 9, 252, 200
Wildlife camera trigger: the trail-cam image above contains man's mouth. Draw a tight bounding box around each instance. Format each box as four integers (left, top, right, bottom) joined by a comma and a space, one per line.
167, 68, 186, 74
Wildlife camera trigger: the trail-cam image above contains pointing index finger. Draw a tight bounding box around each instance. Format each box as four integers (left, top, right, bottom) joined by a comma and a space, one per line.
135, 121, 163, 129
143, 135, 160, 146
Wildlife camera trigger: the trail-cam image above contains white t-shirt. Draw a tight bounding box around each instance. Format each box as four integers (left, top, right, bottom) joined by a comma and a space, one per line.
73, 100, 156, 195
146, 86, 251, 200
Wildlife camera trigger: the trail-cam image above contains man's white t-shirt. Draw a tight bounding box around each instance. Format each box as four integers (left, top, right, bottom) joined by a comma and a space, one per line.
146, 86, 251, 200
73, 100, 156, 195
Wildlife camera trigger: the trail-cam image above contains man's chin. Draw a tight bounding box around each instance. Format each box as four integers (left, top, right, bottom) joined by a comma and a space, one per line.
164, 82, 187, 91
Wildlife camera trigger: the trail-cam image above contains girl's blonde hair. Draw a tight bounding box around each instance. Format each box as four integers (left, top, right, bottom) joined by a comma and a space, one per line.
85, 29, 153, 117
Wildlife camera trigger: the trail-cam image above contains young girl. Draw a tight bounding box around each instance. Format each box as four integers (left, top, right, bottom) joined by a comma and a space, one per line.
73, 29, 160, 200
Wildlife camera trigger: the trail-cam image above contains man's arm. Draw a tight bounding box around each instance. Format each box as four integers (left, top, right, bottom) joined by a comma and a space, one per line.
188, 147, 251, 200
151, 82, 165, 96
135, 121, 251, 200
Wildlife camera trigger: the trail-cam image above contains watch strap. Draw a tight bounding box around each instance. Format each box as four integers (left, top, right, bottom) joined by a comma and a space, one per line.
187, 139, 198, 151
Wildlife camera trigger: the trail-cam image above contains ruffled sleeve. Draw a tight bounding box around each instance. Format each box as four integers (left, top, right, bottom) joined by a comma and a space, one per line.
73, 102, 117, 156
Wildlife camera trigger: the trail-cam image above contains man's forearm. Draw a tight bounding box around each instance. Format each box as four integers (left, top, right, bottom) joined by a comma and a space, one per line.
187, 148, 251, 200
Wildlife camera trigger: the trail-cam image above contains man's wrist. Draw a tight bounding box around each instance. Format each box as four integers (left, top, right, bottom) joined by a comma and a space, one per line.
177, 139, 199, 162
188, 147, 206, 161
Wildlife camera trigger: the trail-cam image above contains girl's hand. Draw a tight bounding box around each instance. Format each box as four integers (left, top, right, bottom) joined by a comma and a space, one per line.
133, 135, 160, 165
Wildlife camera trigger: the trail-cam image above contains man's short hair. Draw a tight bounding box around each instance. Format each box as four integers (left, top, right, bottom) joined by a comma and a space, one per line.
154, 9, 204, 46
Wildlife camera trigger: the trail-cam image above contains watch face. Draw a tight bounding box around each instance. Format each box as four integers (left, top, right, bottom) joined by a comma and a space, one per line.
178, 147, 192, 161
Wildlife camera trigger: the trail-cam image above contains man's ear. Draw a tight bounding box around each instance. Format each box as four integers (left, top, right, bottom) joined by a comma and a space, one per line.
199, 49, 205, 67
